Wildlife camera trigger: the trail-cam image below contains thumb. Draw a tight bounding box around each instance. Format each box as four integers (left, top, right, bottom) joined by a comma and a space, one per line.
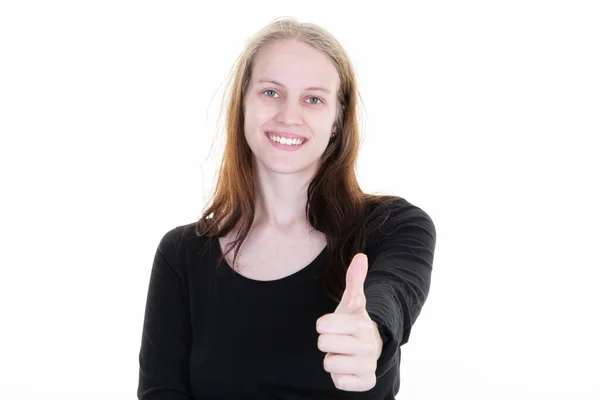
335, 253, 368, 314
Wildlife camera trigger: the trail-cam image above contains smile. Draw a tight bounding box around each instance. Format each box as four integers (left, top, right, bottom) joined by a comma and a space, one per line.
265, 132, 308, 151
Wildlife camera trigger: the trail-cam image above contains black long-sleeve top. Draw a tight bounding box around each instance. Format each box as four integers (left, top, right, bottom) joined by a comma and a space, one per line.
137, 197, 436, 399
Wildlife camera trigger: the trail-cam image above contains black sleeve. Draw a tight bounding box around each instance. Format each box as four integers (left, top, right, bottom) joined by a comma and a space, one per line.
137, 229, 194, 399
364, 200, 437, 378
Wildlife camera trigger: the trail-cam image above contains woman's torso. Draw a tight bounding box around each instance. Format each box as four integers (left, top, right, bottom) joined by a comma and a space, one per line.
189, 224, 344, 398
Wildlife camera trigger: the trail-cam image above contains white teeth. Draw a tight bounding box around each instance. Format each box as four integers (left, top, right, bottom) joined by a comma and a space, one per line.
268, 134, 305, 146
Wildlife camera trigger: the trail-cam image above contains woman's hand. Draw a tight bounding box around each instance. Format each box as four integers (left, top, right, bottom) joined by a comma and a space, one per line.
316, 253, 383, 392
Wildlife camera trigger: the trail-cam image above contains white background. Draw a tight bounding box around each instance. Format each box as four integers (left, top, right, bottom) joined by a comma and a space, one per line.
1, 1, 598, 399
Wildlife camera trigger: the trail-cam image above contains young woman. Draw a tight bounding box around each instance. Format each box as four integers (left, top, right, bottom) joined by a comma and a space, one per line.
137, 17, 436, 400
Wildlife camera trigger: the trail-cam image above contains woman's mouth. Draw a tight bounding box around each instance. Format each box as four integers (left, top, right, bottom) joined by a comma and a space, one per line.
265, 132, 308, 151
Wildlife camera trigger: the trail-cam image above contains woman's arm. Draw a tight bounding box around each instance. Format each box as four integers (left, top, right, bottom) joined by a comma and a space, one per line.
137, 230, 194, 399
364, 200, 437, 378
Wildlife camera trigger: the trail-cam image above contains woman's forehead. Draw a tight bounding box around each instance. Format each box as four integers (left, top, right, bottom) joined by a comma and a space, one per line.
251, 40, 339, 89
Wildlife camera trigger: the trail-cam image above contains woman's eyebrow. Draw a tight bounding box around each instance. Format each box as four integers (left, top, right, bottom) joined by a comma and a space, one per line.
257, 78, 331, 94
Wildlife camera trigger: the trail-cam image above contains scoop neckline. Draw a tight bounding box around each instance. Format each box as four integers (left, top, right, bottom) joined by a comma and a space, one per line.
214, 238, 328, 284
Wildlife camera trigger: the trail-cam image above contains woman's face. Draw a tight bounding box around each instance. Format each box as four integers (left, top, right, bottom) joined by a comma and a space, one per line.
243, 39, 339, 175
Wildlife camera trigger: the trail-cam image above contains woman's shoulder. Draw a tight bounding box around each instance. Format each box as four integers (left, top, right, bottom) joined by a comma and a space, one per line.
156, 220, 212, 261
364, 195, 436, 238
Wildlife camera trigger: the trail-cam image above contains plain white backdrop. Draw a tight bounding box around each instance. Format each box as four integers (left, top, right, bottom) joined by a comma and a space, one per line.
1, 1, 598, 399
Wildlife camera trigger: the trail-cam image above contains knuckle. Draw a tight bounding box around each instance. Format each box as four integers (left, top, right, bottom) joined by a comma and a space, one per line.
361, 341, 376, 355
318, 335, 324, 349
368, 342, 377, 355
323, 355, 332, 371
366, 360, 377, 373
369, 373, 377, 388
332, 375, 345, 389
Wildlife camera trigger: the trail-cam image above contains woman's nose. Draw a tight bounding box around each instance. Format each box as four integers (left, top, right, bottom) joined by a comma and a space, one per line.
276, 99, 303, 126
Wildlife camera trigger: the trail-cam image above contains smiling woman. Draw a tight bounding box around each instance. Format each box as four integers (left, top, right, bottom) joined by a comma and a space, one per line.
242, 38, 340, 172
137, 16, 436, 400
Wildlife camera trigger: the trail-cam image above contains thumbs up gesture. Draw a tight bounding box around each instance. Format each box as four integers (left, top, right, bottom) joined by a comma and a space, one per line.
316, 253, 384, 392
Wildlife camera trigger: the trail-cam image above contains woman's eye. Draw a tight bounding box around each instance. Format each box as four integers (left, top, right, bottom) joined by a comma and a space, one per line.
262, 90, 321, 105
